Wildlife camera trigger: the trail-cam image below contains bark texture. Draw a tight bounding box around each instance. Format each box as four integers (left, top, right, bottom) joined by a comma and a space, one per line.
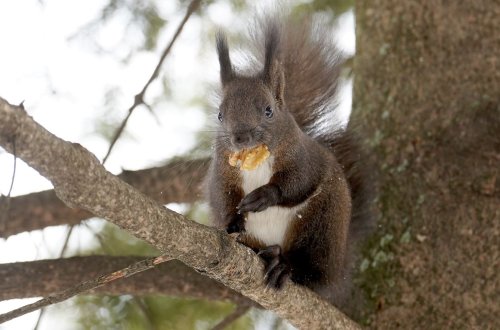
0, 256, 251, 305
1, 158, 208, 238
355, 1, 499, 328
0, 97, 359, 330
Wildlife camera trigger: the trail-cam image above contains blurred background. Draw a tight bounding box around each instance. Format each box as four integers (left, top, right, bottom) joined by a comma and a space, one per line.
0, 0, 355, 329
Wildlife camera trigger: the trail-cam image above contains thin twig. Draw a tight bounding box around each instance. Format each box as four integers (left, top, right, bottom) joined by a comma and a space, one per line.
0, 139, 17, 233
5, 140, 16, 197
102, 0, 202, 164
83, 222, 109, 253
77, 222, 156, 328
211, 304, 251, 330
60, 225, 75, 257
33, 225, 75, 330
132, 298, 156, 330
0, 255, 172, 324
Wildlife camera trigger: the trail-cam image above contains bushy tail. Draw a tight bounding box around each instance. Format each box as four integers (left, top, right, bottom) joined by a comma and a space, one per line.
249, 14, 342, 133
324, 126, 376, 243
250, 14, 375, 243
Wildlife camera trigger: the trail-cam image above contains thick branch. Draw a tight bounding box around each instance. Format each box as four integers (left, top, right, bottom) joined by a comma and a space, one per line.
0, 256, 250, 305
1, 158, 209, 238
0, 97, 359, 329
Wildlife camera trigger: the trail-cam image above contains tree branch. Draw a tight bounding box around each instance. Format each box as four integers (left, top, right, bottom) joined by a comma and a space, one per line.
0, 256, 251, 304
0, 255, 254, 324
0, 256, 176, 323
1, 157, 209, 238
0, 97, 359, 329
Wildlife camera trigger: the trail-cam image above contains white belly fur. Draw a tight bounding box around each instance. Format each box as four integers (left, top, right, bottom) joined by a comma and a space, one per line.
241, 156, 303, 247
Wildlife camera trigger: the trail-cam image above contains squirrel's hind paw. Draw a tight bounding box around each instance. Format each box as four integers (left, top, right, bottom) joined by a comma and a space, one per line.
258, 245, 291, 289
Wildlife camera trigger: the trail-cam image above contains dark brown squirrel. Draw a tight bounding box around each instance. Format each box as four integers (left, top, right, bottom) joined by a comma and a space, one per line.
206, 15, 374, 307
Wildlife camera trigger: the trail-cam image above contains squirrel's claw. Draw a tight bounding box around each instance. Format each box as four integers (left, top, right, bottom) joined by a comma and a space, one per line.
266, 262, 290, 289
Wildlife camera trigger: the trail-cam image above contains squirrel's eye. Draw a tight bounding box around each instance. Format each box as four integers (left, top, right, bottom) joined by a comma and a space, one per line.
265, 106, 273, 118
217, 111, 223, 122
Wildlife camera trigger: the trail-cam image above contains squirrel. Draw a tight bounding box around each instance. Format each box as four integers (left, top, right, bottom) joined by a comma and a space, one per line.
206, 14, 373, 307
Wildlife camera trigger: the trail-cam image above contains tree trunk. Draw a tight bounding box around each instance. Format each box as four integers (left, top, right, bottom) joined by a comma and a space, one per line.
354, 0, 499, 328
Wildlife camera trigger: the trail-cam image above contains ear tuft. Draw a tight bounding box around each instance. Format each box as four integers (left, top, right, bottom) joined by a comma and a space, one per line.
273, 62, 285, 106
262, 23, 280, 86
262, 23, 285, 105
216, 32, 234, 86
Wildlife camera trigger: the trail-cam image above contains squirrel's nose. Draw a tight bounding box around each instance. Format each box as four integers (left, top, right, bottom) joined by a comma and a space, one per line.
231, 131, 252, 148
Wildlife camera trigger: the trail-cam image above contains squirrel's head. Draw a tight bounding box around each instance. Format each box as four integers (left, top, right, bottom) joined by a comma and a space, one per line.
215, 28, 290, 152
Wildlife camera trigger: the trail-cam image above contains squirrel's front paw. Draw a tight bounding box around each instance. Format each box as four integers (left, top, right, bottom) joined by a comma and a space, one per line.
258, 245, 290, 289
237, 184, 280, 213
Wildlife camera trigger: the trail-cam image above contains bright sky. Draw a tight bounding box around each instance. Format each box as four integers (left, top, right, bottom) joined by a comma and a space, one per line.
0, 1, 354, 328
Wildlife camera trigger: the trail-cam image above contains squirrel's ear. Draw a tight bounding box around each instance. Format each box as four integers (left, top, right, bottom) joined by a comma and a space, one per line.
216, 32, 233, 86
262, 25, 285, 106
268, 61, 285, 106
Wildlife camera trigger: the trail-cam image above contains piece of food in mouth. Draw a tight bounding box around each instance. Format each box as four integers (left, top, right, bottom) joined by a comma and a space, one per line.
228, 144, 270, 170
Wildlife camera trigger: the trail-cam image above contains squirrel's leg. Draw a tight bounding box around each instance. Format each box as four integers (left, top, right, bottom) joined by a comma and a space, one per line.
236, 235, 291, 288
214, 183, 245, 233
235, 232, 265, 253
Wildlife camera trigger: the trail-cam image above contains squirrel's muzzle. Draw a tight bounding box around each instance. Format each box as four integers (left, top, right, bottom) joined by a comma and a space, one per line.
231, 130, 254, 150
